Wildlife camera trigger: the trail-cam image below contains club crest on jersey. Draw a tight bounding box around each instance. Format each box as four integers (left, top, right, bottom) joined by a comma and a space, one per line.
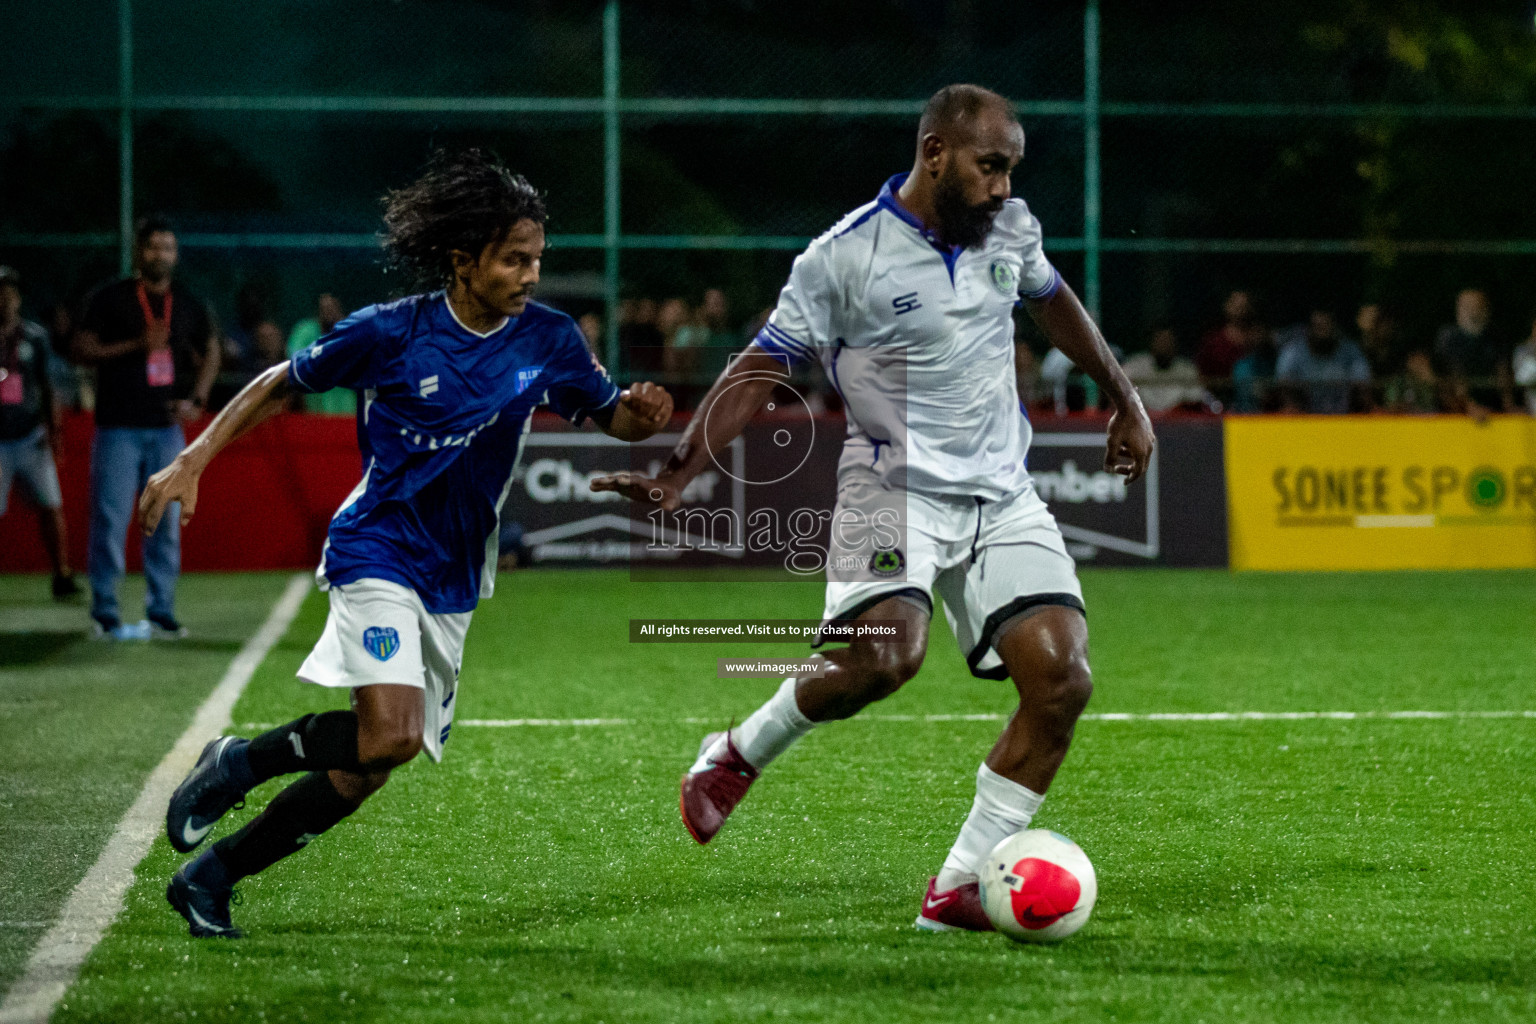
870, 548, 905, 577
989, 259, 1019, 296
362, 626, 400, 661
515, 367, 544, 395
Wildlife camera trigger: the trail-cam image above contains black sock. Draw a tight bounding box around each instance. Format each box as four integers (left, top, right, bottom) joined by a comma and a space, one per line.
210, 772, 359, 882
244, 712, 361, 783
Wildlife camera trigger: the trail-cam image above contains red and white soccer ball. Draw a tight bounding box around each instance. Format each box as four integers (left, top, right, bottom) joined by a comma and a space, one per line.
978, 829, 1097, 943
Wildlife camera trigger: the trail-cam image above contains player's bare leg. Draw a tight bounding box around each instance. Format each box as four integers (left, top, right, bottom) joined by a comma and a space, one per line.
982, 606, 1092, 792
919, 606, 1091, 931
681, 596, 930, 844
167, 684, 424, 937
329, 683, 426, 803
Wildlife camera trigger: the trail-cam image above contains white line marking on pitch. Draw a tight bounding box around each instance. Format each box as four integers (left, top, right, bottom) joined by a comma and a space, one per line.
453, 710, 1535, 727
0, 573, 310, 1024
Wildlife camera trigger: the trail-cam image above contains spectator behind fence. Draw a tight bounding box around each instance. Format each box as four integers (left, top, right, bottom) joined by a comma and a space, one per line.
1196, 289, 1257, 404
1513, 312, 1536, 415
675, 288, 733, 348
1390, 350, 1441, 414
223, 280, 278, 373
1041, 341, 1125, 414
250, 322, 286, 373
620, 297, 663, 374
1122, 325, 1208, 412
657, 296, 693, 379
72, 216, 218, 640
0, 267, 79, 599
287, 292, 352, 413
1358, 302, 1436, 413
672, 287, 735, 384
44, 300, 85, 411
578, 312, 603, 354
1275, 308, 1371, 413
1434, 288, 1513, 415
1231, 320, 1279, 413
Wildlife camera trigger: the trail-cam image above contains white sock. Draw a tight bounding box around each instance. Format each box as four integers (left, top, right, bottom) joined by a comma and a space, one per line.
935, 764, 1045, 891
691, 677, 814, 773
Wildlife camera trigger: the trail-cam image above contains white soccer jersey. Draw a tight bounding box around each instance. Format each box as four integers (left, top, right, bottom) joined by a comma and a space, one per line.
755, 173, 1060, 500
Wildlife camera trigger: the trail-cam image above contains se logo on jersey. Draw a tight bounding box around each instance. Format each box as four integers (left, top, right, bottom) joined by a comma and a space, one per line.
362, 626, 400, 661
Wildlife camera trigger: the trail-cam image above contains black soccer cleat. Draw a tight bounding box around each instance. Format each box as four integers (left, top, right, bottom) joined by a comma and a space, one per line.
166, 865, 242, 939
167, 736, 248, 853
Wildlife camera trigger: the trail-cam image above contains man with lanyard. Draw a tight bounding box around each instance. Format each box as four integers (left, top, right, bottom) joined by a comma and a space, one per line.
73, 216, 219, 640
0, 266, 79, 599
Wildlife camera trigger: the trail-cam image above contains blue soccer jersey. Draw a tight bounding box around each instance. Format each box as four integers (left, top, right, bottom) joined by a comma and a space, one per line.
288, 294, 620, 613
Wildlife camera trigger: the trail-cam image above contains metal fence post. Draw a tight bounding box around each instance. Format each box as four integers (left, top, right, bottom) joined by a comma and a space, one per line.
118, 0, 134, 275
603, 2, 621, 372
1083, 0, 1101, 320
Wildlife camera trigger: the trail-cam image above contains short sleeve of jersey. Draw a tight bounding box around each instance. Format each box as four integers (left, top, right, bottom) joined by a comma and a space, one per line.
288, 307, 381, 394
753, 241, 834, 366
543, 324, 621, 425
1014, 204, 1061, 302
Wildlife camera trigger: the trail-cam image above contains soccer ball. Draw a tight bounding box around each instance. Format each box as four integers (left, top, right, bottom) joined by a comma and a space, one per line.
978, 829, 1097, 943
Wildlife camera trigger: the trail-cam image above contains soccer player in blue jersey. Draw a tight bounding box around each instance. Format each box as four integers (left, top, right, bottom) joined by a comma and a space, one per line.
139, 150, 673, 938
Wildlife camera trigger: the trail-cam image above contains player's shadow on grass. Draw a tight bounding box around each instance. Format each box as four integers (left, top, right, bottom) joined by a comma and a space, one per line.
160, 637, 245, 655
469, 937, 1535, 996
0, 630, 80, 666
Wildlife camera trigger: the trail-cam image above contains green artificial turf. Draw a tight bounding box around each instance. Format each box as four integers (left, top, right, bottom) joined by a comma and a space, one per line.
11, 570, 1536, 1022
0, 572, 295, 995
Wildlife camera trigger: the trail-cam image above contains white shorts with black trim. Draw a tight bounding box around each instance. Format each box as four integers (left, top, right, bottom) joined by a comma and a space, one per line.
818, 467, 1084, 679
297, 578, 473, 762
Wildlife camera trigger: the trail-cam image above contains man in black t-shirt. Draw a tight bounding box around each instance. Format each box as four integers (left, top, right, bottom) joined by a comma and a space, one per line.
73, 217, 218, 639
0, 266, 79, 599
1434, 288, 1514, 415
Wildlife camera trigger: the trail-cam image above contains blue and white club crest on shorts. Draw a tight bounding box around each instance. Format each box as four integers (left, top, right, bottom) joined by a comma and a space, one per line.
362, 625, 401, 662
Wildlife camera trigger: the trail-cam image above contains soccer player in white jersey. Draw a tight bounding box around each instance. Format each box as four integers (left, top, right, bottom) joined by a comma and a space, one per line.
594, 85, 1154, 932
138, 151, 673, 937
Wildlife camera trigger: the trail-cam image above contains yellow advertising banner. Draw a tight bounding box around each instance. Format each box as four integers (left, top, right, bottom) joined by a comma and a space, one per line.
1225, 416, 1536, 570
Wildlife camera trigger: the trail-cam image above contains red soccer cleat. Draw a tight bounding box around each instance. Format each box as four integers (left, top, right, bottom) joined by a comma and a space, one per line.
680, 731, 759, 845
913, 876, 995, 932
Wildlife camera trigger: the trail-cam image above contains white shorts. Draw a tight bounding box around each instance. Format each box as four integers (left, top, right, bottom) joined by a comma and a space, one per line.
297, 578, 473, 762
819, 468, 1083, 679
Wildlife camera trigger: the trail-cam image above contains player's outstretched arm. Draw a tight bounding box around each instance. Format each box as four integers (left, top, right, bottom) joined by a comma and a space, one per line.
138, 361, 295, 536
594, 381, 675, 442
590, 346, 788, 509
1026, 281, 1155, 483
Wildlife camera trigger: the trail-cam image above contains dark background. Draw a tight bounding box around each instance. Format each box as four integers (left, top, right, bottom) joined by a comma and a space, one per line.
3, 0, 1535, 368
